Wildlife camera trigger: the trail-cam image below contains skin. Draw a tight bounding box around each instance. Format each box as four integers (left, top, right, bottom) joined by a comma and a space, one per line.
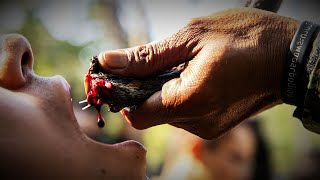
0, 34, 146, 179
194, 124, 256, 180
98, 8, 299, 139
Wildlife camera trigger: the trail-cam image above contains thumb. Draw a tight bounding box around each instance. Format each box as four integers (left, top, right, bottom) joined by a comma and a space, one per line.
98, 31, 200, 78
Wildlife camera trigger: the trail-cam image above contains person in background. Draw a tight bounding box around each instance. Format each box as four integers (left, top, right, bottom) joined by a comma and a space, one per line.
157, 120, 270, 180
191, 120, 271, 180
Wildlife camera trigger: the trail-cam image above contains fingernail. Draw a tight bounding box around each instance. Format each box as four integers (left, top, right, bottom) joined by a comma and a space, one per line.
98, 50, 128, 69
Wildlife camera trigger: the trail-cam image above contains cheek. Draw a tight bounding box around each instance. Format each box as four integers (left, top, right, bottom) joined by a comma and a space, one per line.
201, 151, 223, 174
0, 90, 43, 133
202, 150, 238, 178
22, 76, 74, 122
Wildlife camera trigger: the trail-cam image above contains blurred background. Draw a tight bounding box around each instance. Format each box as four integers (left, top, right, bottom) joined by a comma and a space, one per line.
1, 0, 320, 179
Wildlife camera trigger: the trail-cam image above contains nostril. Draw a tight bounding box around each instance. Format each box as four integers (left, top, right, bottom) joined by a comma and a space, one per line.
21, 50, 33, 74
21, 51, 31, 66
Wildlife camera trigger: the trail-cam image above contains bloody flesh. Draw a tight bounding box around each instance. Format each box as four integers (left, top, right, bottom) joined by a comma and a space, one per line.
84, 70, 112, 128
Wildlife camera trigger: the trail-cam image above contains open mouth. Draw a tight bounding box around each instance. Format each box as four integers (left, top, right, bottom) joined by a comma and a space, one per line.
76, 56, 182, 180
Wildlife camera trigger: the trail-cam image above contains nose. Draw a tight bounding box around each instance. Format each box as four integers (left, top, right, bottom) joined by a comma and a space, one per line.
0, 34, 34, 89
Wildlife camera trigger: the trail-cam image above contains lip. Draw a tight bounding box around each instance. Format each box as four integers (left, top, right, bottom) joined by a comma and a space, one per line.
114, 140, 147, 154
61, 74, 146, 150
53, 75, 72, 94
52, 75, 147, 164
48, 75, 73, 103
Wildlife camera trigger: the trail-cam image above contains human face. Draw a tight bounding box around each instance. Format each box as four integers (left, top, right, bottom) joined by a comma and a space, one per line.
0, 34, 146, 179
200, 125, 256, 180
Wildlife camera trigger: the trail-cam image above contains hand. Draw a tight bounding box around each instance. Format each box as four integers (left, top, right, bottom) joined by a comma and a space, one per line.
98, 8, 298, 139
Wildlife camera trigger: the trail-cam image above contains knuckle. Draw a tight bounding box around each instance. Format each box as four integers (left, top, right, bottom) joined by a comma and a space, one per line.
136, 45, 151, 63
130, 44, 155, 64
185, 17, 210, 37
166, 17, 208, 58
127, 44, 160, 76
187, 17, 205, 28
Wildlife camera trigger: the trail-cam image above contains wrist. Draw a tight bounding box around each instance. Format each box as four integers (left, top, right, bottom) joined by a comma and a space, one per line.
259, 17, 299, 104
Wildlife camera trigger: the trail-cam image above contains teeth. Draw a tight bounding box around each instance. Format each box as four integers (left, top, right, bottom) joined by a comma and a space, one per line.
82, 104, 91, 110
79, 99, 87, 104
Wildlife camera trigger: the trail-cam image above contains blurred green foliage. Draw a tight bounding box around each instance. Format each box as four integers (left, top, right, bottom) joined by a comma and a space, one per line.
259, 104, 320, 175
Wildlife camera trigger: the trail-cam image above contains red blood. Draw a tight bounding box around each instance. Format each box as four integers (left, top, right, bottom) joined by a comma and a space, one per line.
84, 71, 112, 128
96, 105, 105, 127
